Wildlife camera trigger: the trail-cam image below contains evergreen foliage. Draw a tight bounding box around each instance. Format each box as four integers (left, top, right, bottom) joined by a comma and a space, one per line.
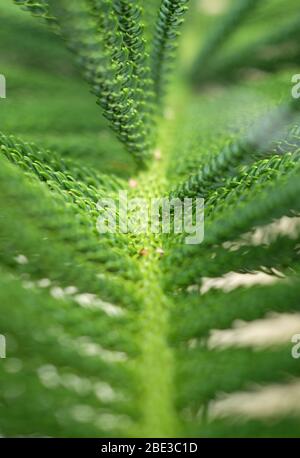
1, 0, 300, 437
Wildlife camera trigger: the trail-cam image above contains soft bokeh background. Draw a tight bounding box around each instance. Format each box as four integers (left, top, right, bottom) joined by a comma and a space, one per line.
1, 0, 300, 438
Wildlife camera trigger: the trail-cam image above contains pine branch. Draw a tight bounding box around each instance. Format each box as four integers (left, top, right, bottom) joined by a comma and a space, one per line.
151, 0, 190, 102
0, 267, 136, 437
4, 0, 300, 438
205, 151, 300, 219
14, 0, 57, 27
177, 346, 299, 409
0, 132, 124, 191
14, 0, 154, 162
165, 157, 300, 289
205, 16, 300, 83
86, 0, 154, 158
202, 169, 300, 249
140, 0, 163, 44
172, 108, 300, 200
0, 137, 141, 289
190, 0, 261, 83
166, 230, 300, 290
112, 0, 155, 137
173, 280, 300, 344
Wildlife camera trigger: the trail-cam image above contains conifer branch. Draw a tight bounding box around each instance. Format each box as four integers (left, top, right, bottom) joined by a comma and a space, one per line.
151, 0, 190, 102
190, 0, 260, 83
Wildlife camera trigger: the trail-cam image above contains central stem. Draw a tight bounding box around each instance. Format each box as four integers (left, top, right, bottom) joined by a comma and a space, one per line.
129, 95, 184, 436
